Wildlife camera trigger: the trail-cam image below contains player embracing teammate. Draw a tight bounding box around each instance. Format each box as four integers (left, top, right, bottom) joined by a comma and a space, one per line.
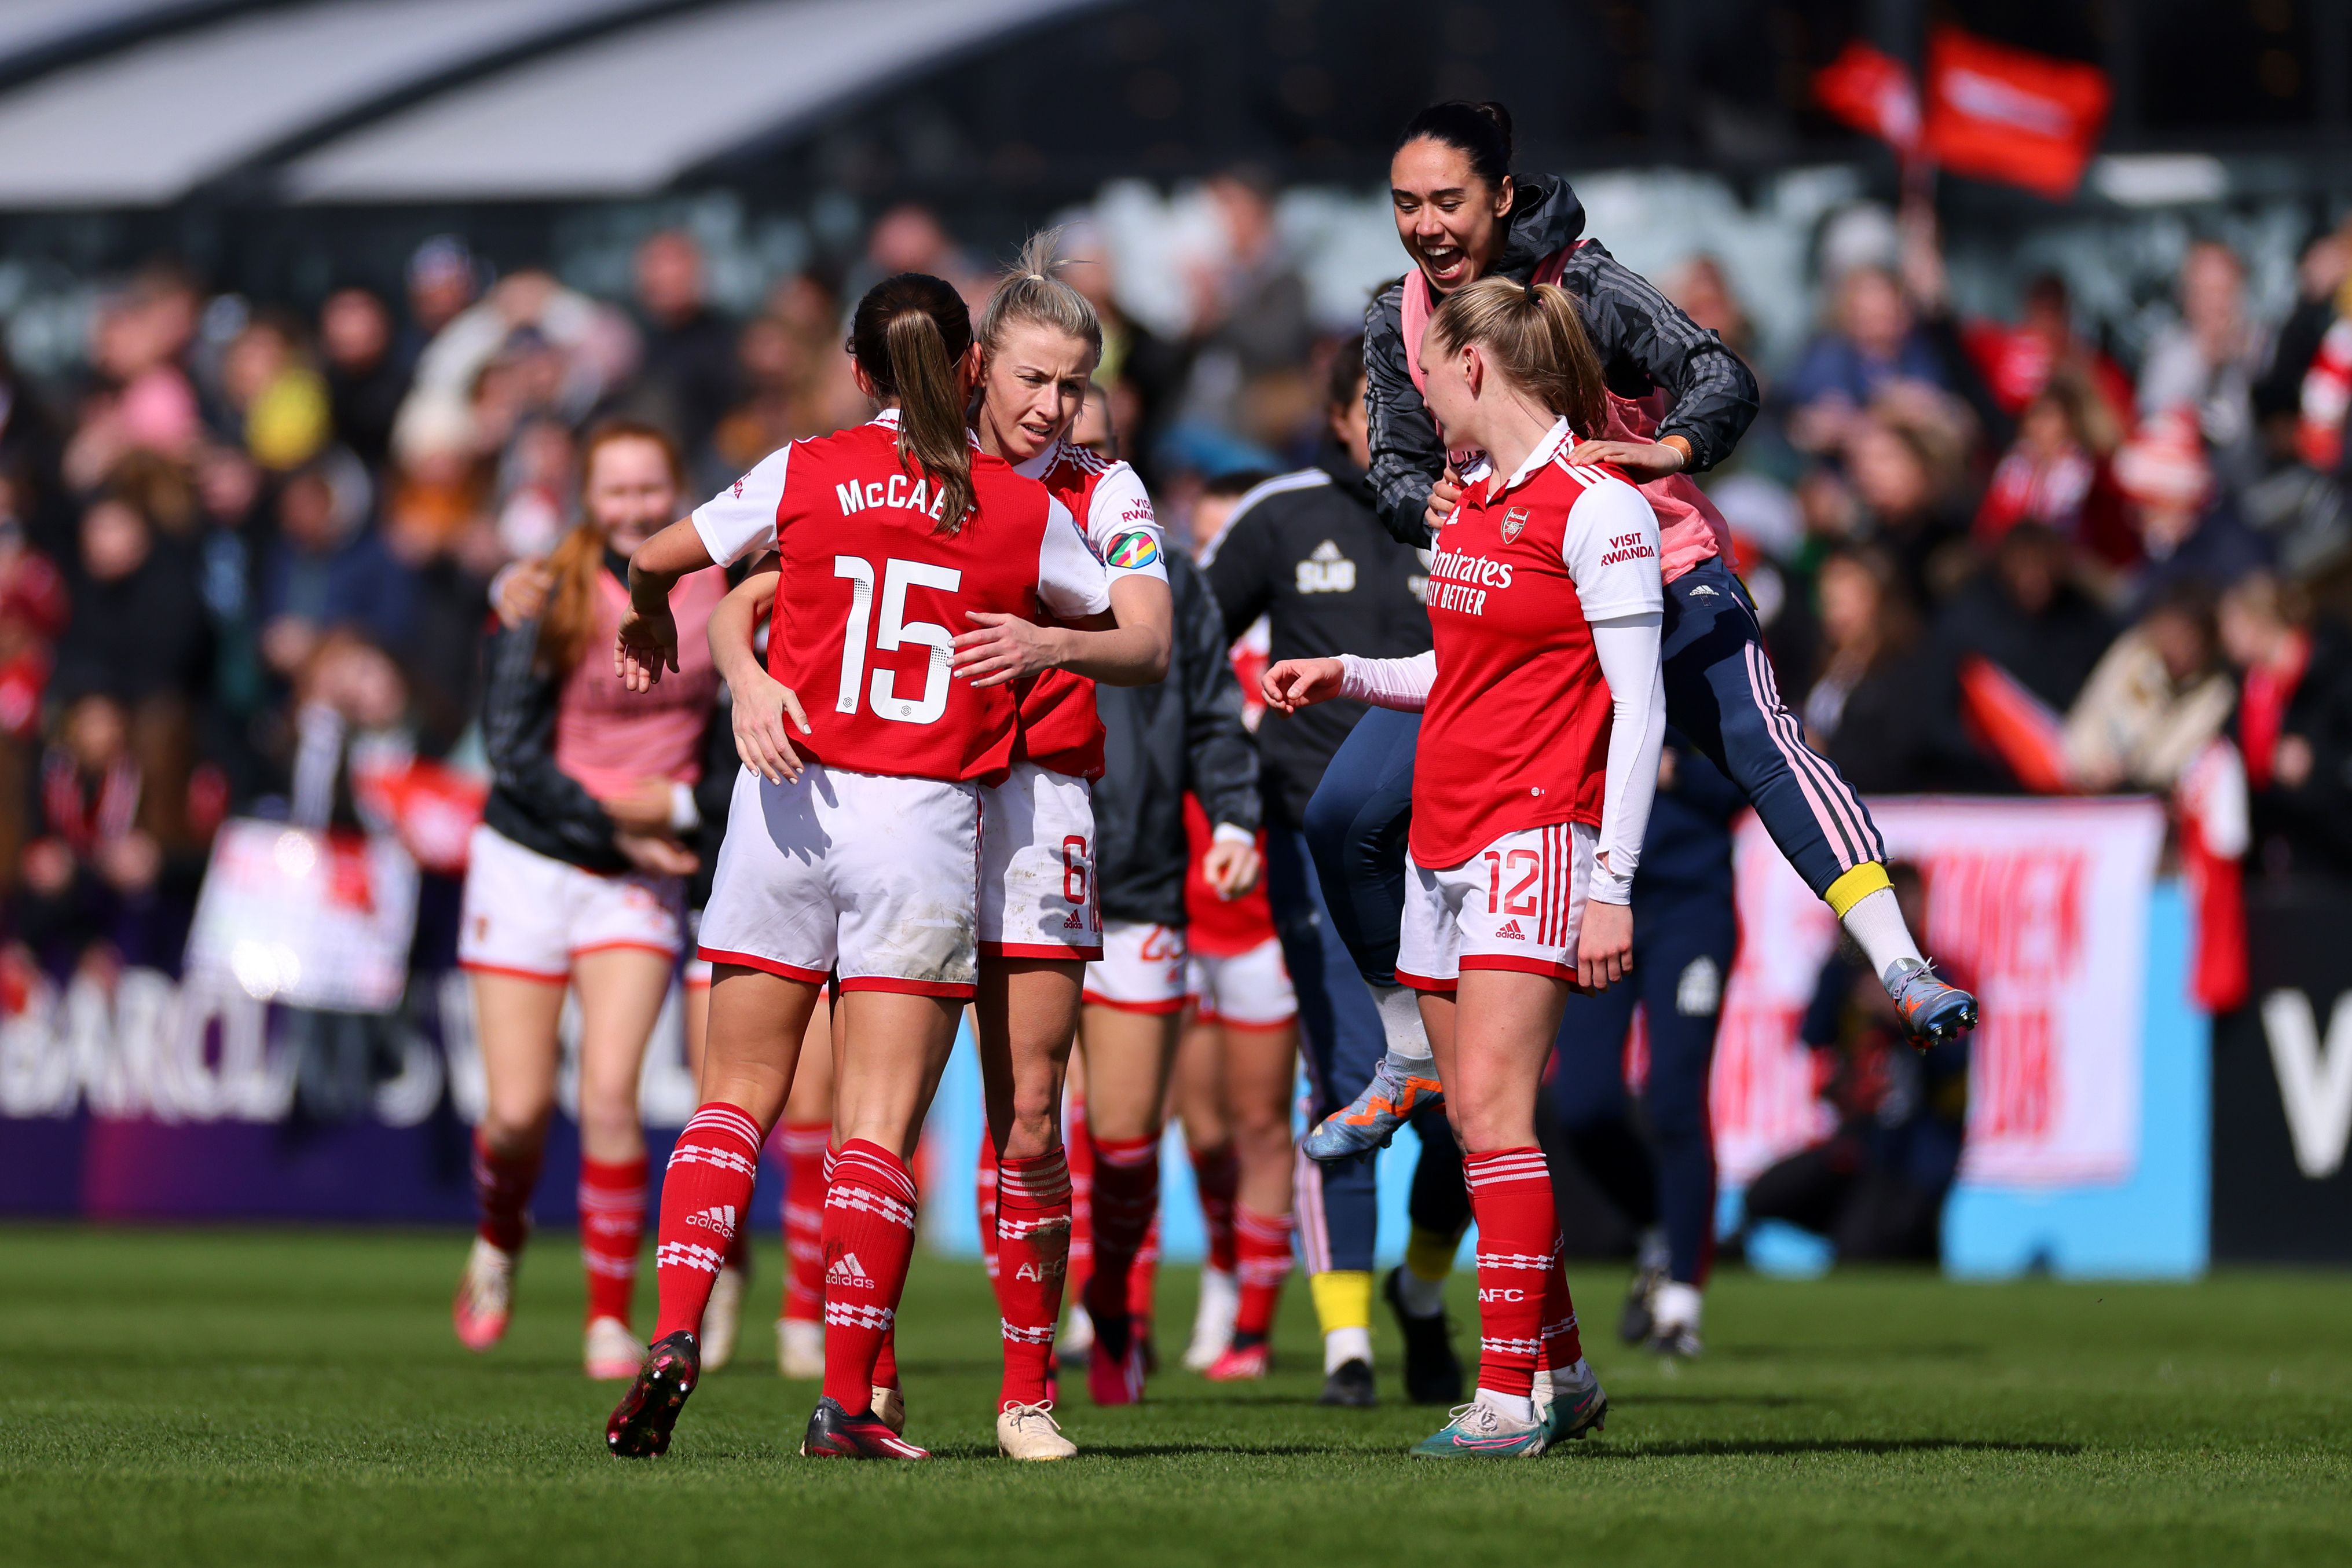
1265, 273, 1662, 1456
598, 270, 1160, 1462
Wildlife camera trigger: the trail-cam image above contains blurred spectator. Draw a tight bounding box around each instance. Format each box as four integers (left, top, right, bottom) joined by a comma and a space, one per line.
862, 203, 983, 306
2222, 571, 2352, 881
405, 235, 479, 345
625, 230, 738, 457
1973, 369, 2132, 567
0, 342, 68, 559
1958, 270, 2134, 427
2061, 581, 2236, 793
220, 310, 332, 472
1738, 863, 1969, 1263
63, 266, 203, 493
1174, 168, 1316, 450
52, 492, 207, 710
1662, 254, 1757, 369
2115, 407, 2269, 615
1805, 543, 1988, 794
259, 453, 413, 677
712, 313, 820, 473
1839, 397, 1972, 596
2138, 241, 2265, 493
1783, 266, 1958, 455
320, 288, 406, 472
1936, 522, 2114, 717
13, 691, 179, 973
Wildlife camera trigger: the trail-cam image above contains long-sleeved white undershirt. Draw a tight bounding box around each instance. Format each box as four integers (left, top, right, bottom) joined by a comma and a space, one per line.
1338, 610, 1665, 904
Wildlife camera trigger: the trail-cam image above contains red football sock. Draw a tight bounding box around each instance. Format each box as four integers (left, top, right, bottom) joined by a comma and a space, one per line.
1231, 1204, 1295, 1340
1535, 1244, 1584, 1375
1190, 1142, 1240, 1276
1083, 1135, 1159, 1333
578, 1154, 647, 1327
1464, 1147, 1554, 1400
820, 1140, 918, 1412
1065, 1110, 1096, 1311
1130, 1213, 1160, 1324
778, 1122, 829, 1323
471, 1131, 541, 1253
992, 1149, 1072, 1409
976, 1135, 1001, 1281
651, 1103, 762, 1342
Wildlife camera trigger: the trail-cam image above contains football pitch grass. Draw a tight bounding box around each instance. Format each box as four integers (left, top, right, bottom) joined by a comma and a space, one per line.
2, 1228, 2347, 1567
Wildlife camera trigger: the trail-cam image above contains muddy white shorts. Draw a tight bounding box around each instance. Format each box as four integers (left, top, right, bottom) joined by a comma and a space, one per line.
697, 762, 981, 998
1186, 936, 1296, 1028
1082, 919, 1189, 1014
457, 823, 684, 982
1396, 820, 1599, 992
978, 760, 1101, 961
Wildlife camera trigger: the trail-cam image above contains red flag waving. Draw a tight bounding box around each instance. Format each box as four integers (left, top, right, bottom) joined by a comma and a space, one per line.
1922, 26, 2109, 199
1812, 41, 1921, 154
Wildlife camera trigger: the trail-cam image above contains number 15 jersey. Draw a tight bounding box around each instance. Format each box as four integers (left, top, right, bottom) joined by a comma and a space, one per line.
692, 411, 1111, 785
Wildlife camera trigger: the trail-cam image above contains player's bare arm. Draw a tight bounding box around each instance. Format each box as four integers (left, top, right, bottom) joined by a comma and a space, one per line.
951, 571, 1171, 688
706, 562, 810, 786
616, 517, 715, 691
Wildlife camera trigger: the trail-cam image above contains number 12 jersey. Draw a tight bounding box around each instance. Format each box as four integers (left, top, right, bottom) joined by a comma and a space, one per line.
691, 411, 1111, 785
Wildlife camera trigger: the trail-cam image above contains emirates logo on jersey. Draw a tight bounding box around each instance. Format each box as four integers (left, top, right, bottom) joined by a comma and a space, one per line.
1501, 507, 1529, 544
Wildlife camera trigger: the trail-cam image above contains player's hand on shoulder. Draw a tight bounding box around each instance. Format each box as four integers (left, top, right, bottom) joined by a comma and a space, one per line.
1261, 657, 1344, 715
1424, 466, 1464, 532
731, 666, 811, 785
952, 611, 1065, 689
1567, 438, 1685, 481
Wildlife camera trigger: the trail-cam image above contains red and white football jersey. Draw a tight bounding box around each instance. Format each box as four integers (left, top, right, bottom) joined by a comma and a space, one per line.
1007, 438, 1166, 779
1412, 417, 1662, 870
691, 413, 1111, 785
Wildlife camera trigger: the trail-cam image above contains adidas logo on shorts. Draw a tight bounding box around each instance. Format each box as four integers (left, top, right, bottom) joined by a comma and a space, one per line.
828, 1252, 874, 1289
684, 1204, 738, 1234
1495, 919, 1528, 941
1063, 909, 1086, 929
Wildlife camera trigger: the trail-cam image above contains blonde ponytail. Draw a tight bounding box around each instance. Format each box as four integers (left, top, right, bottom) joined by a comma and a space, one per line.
1427, 275, 1606, 438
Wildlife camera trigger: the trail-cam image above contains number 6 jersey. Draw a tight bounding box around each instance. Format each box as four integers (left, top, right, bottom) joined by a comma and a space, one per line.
691, 411, 1111, 785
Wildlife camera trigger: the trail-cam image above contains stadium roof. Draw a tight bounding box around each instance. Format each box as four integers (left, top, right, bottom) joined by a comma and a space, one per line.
0, 0, 1106, 208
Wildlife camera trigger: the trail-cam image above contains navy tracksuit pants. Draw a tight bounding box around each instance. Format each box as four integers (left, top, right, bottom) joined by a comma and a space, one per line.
1548, 885, 1736, 1285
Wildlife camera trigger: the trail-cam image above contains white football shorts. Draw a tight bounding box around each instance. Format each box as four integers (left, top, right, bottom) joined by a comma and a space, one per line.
977, 760, 1101, 961
1186, 935, 1297, 1028
697, 762, 982, 998
1396, 819, 1599, 992
1082, 919, 1188, 1013
457, 823, 684, 982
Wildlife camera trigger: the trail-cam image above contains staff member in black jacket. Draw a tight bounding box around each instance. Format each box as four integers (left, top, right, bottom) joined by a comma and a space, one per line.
1073, 529, 1264, 1401
1200, 338, 1461, 1408
1306, 100, 1972, 1174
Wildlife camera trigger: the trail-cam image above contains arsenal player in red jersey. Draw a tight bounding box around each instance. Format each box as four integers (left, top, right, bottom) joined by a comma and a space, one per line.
598, 273, 1161, 1463
1263, 274, 1665, 1457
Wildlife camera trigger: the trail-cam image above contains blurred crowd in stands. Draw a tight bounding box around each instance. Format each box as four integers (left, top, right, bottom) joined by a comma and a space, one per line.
6, 175, 2352, 990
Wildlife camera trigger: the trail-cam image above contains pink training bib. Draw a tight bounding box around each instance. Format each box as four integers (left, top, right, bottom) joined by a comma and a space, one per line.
1400, 243, 1729, 584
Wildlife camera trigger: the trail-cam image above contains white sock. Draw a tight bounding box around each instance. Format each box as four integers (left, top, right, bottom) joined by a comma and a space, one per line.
1477, 1387, 1536, 1424
1394, 1267, 1447, 1318
1840, 887, 1925, 989
1530, 1366, 1554, 1406
1653, 1281, 1703, 1332
1324, 1325, 1372, 1372
1371, 983, 1434, 1067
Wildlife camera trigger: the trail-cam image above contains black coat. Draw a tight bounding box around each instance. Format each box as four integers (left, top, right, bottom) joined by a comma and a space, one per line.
1362, 173, 1760, 546
1199, 449, 1431, 825
1091, 551, 1259, 928
2244, 620, 2352, 882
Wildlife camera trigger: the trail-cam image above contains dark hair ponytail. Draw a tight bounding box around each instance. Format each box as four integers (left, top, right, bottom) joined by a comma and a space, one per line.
847, 272, 976, 534
1395, 100, 1514, 192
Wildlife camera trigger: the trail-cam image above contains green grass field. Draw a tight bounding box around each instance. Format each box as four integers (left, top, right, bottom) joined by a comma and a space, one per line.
2, 1228, 2347, 1567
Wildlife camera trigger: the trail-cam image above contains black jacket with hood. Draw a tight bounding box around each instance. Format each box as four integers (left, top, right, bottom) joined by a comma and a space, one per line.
1091, 549, 1261, 928
1363, 172, 1761, 545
